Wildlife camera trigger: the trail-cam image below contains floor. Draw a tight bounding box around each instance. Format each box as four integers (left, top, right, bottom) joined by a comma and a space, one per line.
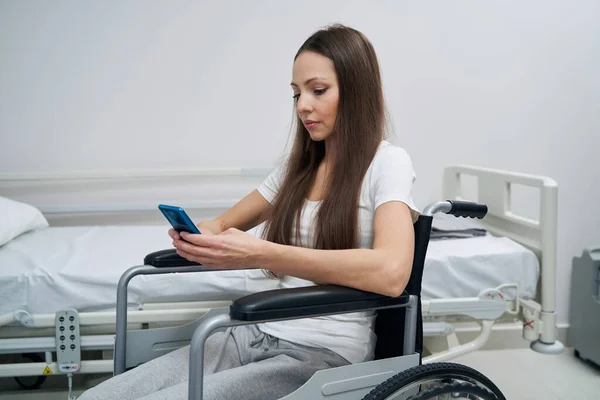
453, 347, 600, 399
0, 348, 598, 399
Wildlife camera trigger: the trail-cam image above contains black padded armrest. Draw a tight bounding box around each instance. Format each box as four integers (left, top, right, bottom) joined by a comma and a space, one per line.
230, 285, 409, 321
144, 249, 209, 269
144, 249, 243, 274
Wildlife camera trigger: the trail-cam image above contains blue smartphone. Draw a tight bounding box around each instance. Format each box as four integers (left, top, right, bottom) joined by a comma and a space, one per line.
158, 204, 201, 234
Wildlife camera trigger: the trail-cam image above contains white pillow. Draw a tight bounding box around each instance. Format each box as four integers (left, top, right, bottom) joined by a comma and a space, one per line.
0, 196, 49, 246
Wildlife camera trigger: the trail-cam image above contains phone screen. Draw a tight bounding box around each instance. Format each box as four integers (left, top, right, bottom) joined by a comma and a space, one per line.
159, 205, 201, 234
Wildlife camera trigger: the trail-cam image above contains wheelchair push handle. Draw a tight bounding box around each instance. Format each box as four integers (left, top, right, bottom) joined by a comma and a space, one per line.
447, 200, 488, 219
422, 200, 487, 219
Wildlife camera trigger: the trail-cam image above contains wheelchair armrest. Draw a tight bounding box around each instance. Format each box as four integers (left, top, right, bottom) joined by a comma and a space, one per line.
230, 285, 409, 321
144, 249, 211, 269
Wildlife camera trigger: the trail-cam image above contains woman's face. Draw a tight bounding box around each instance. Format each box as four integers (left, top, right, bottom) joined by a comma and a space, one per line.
291, 51, 339, 142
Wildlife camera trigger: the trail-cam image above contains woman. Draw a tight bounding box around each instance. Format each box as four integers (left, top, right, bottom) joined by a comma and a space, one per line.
79, 23, 419, 400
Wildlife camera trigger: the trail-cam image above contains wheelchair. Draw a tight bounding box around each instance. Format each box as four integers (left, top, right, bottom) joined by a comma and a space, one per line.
112, 200, 507, 400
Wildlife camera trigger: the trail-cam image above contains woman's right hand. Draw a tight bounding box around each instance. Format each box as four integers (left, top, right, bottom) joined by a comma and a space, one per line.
168, 219, 224, 240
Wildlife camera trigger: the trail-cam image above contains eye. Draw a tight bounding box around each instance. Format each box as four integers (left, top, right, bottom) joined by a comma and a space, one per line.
314, 88, 327, 96
292, 93, 300, 101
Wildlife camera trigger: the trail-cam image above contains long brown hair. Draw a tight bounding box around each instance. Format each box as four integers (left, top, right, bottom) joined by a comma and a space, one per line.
261, 24, 387, 277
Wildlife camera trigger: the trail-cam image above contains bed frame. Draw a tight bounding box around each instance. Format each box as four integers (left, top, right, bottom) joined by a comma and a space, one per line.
0, 164, 564, 385
421, 164, 564, 362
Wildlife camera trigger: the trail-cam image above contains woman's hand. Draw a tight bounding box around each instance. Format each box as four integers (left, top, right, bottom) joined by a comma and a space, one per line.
172, 228, 268, 269
168, 219, 224, 241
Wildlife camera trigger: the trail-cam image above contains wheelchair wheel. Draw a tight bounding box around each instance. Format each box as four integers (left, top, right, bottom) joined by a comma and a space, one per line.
14, 375, 46, 391
362, 362, 505, 400
407, 382, 497, 399
13, 353, 47, 390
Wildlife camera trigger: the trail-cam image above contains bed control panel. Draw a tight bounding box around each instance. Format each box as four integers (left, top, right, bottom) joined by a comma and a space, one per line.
55, 309, 81, 373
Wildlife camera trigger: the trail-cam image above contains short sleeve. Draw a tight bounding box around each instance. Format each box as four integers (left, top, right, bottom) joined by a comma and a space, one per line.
256, 162, 286, 204
371, 145, 420, 223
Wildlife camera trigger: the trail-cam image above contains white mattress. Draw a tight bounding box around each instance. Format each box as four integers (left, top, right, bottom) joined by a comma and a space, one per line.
0, 219, 539, 315
0, 226, 270, 315
422, 214, 540, 300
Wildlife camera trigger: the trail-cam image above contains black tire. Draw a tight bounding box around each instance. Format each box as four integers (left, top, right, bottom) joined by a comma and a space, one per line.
14, 375, 47, 391
362, 362, 506, 400
408, 381, 498, 400
13, 353, 47, 390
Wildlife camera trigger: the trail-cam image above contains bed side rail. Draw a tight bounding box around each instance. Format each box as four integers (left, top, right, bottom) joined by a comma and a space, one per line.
443, 164, 560, 349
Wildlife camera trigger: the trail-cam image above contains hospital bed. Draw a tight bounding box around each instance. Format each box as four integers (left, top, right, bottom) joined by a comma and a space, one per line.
0, 164, 563, 392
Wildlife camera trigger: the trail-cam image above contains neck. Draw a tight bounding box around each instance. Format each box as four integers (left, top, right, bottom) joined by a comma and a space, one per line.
322, 138, 336, 166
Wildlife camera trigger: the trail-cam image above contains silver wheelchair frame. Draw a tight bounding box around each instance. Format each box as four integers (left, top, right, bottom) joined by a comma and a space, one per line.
112, 201, 494, 400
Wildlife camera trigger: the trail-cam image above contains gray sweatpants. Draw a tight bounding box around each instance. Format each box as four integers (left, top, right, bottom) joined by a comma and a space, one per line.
78, 325, 349, 400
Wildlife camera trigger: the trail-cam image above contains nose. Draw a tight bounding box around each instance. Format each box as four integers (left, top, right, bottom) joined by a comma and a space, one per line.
295, 94, 312, 115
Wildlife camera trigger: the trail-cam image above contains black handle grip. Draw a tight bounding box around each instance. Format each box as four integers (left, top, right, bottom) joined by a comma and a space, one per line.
446, 200, 488, 219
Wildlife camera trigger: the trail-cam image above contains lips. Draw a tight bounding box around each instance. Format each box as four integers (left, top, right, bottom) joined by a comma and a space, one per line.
304, 120, 319, 130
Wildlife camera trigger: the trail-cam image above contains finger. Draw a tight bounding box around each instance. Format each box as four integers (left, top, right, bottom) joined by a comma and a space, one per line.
168, 228, 181, 240
180, 231, 220, 247
176, 249, 202, 264
175, 250, 222, 269
174, 238, 217, 258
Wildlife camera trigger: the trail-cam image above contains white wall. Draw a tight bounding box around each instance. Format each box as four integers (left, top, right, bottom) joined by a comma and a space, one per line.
1, 0, 599, 325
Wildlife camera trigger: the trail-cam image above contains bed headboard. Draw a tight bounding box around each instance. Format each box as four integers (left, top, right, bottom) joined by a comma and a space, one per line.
443, 164, 558, 316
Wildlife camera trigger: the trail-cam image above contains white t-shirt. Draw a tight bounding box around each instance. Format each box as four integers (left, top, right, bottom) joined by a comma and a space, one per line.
249, 140, 420, 364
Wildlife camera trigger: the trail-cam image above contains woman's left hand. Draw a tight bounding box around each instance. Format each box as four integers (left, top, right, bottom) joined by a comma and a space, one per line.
173, 228, 267, 269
